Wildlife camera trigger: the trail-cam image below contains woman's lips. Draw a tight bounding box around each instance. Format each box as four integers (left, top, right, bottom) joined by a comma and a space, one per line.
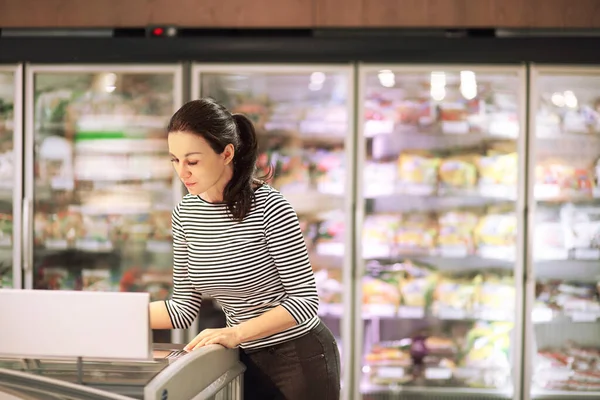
184, 182, 196, 188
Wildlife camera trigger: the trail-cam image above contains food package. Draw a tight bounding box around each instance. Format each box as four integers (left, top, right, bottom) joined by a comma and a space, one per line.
395, 213, 438, 254
534, 208, 568, 260
362, 273, 401, 310
82, 269, 113, 291
437, 211, 479, 256
433, 275, 477, 317
535, 342, 600, 392
310, 148, 345, 195
474, 210, 517, 259
439, 103, 470, 135
314, 268, 343, 305
150, 210, 172, 241
560, 203, 600, 251
536, 160, 594, 198
38, 267, 75, 290
439, 155, 478, 190
316, 211, 345, 245
362, 214, 402, 258
478, 152, 518, 187
474, 273, 516, 320
396, 100, 436, 127
462, 322, 512, 370
398, 262, 437, 309
397, 153, 440, 194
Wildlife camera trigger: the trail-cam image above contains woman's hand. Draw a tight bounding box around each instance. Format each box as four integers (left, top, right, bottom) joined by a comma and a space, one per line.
184, 327, 242, 351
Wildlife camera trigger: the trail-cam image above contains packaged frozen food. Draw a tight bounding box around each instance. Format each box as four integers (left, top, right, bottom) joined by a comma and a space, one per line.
309, 148, 345, 195
362, 272, 401, 313
362, 214, 402, 258
82, 269, 113, 291
439, 103, 470, 135
474, 210, 517, 260
474, 274, 516, 320
396, 100, 436, 128
314, 268, 343, 305
560, 203, 600, 253
437, 211, 479, 256
478, 152, 518, 188
395, 213, 438, 254
433, 275, 477, 318
439, 155, 478, 190
397, 153, 440, 194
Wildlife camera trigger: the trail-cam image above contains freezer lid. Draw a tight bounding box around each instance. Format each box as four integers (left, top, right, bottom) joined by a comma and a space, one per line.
0, 368, 133, 400
0, 289, 152, 361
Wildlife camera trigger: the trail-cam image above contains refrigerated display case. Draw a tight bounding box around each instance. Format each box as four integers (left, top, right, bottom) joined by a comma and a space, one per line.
0, 343, 244, 400
527, 66, 600, 400
24, 65, 184, 343
0, 65, 22, 290
355, 65, 527, 399
191, 64, 355, 396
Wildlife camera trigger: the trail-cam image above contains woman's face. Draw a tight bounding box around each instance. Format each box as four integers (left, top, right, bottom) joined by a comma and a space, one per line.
168, 131, 234, 199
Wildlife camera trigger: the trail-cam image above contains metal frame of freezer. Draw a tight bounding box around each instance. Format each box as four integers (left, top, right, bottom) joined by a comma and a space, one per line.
0, 344, 245, 400
191, 62, 357, 400
354, 63, 529, 400
22, 63, 186, 344
0, 64, 23, 291
524, 65, 600, 400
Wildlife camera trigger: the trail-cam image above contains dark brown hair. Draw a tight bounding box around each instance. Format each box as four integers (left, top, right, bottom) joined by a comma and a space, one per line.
167, 98, 261, 221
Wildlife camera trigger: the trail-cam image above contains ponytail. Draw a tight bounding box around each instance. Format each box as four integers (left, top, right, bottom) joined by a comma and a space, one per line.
223, 113, 260, 221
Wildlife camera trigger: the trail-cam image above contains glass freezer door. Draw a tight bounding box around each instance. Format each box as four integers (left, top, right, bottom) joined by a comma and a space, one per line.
24, 65, 184, 343
357, 65, 526, 400
528, 67, 600, 399
192, 64, 354, 396
0, 65, 23, 290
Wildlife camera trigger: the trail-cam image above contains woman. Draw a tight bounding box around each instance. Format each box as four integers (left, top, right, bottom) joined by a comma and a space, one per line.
149, 98, 341, 400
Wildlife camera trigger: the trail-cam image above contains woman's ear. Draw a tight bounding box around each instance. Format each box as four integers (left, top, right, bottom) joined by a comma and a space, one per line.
223, 143, 235, 165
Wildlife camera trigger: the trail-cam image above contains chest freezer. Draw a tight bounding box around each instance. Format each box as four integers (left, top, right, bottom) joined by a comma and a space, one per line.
0, 343, 244, 400
0, 289, 244, 400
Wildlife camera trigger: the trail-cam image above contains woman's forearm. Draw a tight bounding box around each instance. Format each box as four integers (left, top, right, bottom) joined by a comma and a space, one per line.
235, 305, 297, 343
149, 300, 174, 330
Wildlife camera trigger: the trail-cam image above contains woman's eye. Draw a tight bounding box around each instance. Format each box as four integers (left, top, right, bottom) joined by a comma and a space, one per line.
188, 161, 198, 166
170, 159, 178, 163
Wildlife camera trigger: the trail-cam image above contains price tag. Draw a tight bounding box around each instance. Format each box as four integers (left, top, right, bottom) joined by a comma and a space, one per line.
377, 367, 405, 379
573, 248, 600, 260
425, 367, 452, 380
570, 312, 598, 323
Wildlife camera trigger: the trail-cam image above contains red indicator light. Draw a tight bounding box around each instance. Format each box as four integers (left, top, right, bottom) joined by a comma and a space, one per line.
152, 27, 164, 36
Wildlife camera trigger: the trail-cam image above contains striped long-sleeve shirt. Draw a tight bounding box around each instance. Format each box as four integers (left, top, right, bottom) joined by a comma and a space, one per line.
164, 184, 320, 349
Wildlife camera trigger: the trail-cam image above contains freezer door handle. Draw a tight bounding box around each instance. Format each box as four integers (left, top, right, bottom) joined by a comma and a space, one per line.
21, 197, 33, 274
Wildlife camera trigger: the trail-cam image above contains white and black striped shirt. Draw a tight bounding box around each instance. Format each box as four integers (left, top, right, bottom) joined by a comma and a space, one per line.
164, 184, 320, 349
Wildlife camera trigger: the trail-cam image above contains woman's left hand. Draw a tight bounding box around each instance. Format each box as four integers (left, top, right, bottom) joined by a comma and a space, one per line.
184, 327, 242, 351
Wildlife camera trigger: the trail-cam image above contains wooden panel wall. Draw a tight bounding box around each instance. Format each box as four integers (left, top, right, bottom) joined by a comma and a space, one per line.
1, 0, 599, 28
